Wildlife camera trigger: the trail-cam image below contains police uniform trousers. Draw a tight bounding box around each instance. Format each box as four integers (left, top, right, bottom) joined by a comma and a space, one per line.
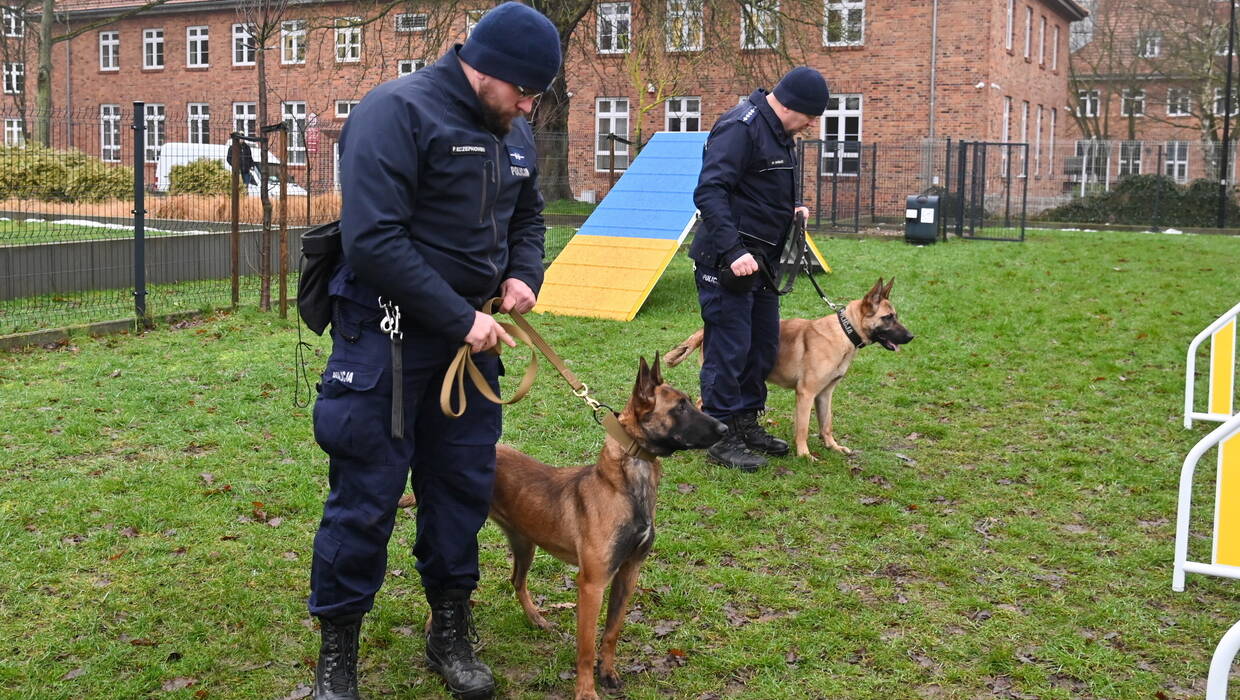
694, 266, 781, 421
309, 298, 501, 620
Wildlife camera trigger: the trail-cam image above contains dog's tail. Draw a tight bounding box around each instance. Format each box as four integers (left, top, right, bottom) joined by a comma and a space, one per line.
663, 329, 704, 367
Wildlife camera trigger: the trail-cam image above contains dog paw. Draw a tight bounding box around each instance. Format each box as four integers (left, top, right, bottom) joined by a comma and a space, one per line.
797, 450, 817, 461
596, 661, 623, 690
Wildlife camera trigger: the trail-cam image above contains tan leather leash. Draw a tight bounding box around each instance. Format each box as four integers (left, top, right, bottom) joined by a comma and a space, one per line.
439, 297, 656, 462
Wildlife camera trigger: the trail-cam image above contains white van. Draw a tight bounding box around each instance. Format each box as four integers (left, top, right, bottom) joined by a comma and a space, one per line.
154, 142, 308, 196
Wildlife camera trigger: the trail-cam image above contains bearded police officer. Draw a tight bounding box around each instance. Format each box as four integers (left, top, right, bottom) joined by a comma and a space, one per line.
690, 67, 830, 472
308, 4, 560, 699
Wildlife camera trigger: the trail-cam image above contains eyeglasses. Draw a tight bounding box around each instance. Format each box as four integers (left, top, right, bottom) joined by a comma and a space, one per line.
515, 84, 543, 100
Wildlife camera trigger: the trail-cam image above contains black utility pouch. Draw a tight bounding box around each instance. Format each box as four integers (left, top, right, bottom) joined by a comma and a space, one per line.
298, 220, 343, 335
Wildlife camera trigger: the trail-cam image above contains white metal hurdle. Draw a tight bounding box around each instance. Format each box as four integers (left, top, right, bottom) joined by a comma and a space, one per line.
1185, 300, 1239, 429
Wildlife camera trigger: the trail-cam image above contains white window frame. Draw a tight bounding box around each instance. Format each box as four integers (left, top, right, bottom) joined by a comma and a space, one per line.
465, 10, 486, 38
1164, 141, 1188, 183
2, 8, 22, 37
1121, 89, 1145, 117
1167, 88, 1190, 117
233, 102, 257, 137
666, 0, 703, 52
665, 96, 701, 131
1038, 15, 1046, 65
1137, 31, 1161, 58
143, 28, 164, 69
99, 31, 119, 71
741, 0, 780, 50
233, 24, 256, 66
283, 101, 307, 165
188, 103, 210, 144
1018, 100, 1029, 176
824, 0, 864, 47
1048, 108, 1057, 175
335, 17, 362, 63
595, 98, 630, 171
597, 3, 631, 54
101, 104, 121, 162
1023, 6, 1032, 59
395, 13, 428, 32
398, 58, 426, 76
281, 20, 306, 65
1005, 0, 1014, 51
1118, 141, 1142, 177
1078, 89, 1099, 117
1215, 88, 1239, 116
186, 26, 209, 68
1001, 96, 1011, 176
819, 93, 862, 176
335, 100, 359, 119
144, 103, 165, 163
4, 118, 23, 145
2, 62, 22, 95
1052, 25, 1060, 69
1034, 105, 1043, 176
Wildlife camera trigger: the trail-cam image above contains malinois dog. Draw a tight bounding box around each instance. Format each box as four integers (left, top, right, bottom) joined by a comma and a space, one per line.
488, 357, 726, 700
664, 277, 913, 459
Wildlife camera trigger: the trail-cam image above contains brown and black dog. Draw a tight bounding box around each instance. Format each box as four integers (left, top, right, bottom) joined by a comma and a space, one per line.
664, 277, 913, 459
488, 357, 726, 700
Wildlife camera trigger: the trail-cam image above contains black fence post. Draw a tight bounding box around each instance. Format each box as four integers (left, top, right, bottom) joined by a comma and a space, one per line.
853, 145, 862, 233
942, 138, 952, 241
1154, 144, 1165, 231
815, 141, 824, 229
132, 101, 147, 323
955, 140, 967, 238
870, 143, 878, 224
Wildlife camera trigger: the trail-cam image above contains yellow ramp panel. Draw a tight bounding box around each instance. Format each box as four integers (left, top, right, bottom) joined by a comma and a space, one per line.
1209, 320, 1236, 416
1216, 433, 1240, 566
535, 235, 681, 321
807, 235, 832, 274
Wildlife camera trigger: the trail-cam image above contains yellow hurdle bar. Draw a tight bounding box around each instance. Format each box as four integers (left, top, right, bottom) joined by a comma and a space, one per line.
1217, 434, 1240, 567
1210, 320, 1236, 418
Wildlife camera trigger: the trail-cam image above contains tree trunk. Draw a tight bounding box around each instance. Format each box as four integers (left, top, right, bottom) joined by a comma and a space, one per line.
533, 70, 572, 201
257, 40, 271, 311
36, 0, 54, 145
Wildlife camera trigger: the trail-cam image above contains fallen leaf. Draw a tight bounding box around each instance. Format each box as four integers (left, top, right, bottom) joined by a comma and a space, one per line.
277, 685, 312, 700
62, 668, 86, 680
161, 677, 197, 691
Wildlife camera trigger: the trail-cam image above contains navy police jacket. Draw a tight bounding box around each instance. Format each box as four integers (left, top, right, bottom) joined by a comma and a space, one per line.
332, 46, 546, 341
690, 89, 799, 270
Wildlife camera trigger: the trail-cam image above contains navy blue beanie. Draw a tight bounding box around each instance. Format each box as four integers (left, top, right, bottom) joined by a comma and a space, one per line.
459, 2, 562, 92
773, 67, 830, 117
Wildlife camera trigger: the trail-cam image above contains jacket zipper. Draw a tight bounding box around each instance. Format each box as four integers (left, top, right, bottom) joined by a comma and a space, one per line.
485, 136, 501, 280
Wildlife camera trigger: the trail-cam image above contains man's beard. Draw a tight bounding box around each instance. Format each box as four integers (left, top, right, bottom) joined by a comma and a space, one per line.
481, 102, 514, 136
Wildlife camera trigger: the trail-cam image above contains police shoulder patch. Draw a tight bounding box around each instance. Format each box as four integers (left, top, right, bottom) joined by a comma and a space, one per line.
740, 107, 757, 124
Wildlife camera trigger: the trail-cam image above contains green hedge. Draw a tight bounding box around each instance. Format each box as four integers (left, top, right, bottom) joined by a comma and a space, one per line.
169, 158, 231, 196
1037, 174, 1240, 227
0, 144, 133, 202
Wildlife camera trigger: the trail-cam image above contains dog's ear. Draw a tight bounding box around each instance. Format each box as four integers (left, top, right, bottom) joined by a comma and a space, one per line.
650, 354, 664, 386
633, 356, 657, 407
882, 277, 895, 300
860, 277, 884, 313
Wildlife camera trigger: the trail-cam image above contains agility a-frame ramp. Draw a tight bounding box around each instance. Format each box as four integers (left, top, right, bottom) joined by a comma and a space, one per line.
534, 131, 830, 322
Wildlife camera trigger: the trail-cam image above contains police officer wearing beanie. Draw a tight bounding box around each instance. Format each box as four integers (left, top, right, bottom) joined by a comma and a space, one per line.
690, 66, 830, 472
307, 4, 560, 699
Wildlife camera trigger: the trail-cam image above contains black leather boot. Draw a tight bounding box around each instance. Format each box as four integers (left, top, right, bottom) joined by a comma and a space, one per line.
315, 614, 363, 700
735, 410, 790, 456
425, 589, 495, 700
706, 419, 767, 472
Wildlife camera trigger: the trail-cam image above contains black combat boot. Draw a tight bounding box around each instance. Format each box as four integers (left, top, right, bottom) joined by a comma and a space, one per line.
315, 614, 363, 700
425, 589, 495, 700
706, 418, 767, 472
734, 410, 790, 456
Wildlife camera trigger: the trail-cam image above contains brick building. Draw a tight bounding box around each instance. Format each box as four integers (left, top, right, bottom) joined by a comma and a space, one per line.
0, 0, 1085, 210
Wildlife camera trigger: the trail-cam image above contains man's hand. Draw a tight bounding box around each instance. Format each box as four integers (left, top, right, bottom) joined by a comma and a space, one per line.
730, 252, 759, 277
794, 205, 810, 222
498, 278, 537, 314
464, 311, 516, 354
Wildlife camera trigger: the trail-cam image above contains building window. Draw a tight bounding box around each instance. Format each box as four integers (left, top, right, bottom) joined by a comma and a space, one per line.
1001, 96, 1011, 176
186, 26, 209, 68
1137, 31, 1161, 58
741, 0, 779, 49
101, 104, 121, 162
1164, 141, 1188, 183
820, 93, 862, 175
99, 31, 119, 71
1072, 140, 1107, 183
233, 24, 256, 66
143, 29, 164, 69
1052, 25, 1060, 69
1118, 141, 1142, 177
398, 58, 426, 76
1215, 88, 1235, 117
4, 118, 23, 145
597, 3, 631, 54
1167, 88, 1190, 116
1038, 16, 1046, 64
188, 103, 210, 144
282, 20, 306, 64
1023, 6, 1032, 59
665, 96, 701, 131
335, 18, 362, 63
824, 0, 863, 46
2, 63, 22, 94
144, 103, 165, 163
1121, 89, 1145, 117
395, 13, 427, 32
1077, 89, 1099, 117
2, 8, 22, 37
465, 10, 486, 38
233, 102, 257, 137
1019, 100, 1029, 176
1005, 0, 1014, 50
283, 101, 307, 165
666, 0, 703, 51
1048, 108, 1056, 175
595, 98, 630, 171
1034, 105, 1043, 176
335, 100, 359, 118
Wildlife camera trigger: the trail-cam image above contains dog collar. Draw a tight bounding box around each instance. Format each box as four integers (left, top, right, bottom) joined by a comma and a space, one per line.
837, 310, 866, 348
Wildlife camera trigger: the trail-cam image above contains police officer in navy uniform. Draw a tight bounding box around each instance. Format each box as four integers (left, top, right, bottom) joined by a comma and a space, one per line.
307, 5, 560, 699
690, 67, 830, 472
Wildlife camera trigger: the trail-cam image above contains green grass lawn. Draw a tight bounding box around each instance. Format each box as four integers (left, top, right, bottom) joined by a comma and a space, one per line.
0, 228, 1238, 698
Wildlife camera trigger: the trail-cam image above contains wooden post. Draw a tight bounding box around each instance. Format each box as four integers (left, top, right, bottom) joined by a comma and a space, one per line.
279, 127, 289, 319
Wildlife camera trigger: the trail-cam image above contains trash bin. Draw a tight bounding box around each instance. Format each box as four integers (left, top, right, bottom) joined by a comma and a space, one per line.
904, 194, 940, 244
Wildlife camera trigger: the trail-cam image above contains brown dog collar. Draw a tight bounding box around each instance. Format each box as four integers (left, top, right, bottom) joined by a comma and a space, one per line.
837, 310, 866, 348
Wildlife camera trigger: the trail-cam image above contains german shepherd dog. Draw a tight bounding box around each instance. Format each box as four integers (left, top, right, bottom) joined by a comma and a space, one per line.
664, 277, 913, 459
488, 357, 726, 700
